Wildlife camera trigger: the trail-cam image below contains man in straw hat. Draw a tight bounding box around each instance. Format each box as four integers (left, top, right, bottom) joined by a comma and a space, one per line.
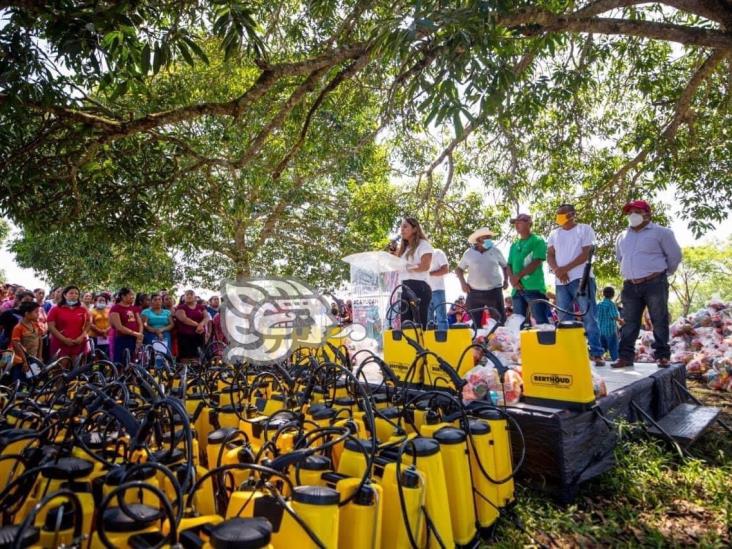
456, 227, 509, 325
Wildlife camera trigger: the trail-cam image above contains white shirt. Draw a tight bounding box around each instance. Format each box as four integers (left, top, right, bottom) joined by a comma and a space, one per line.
400, 239, 434, 283
457, 246, 507, 290
547, 223, 595, 285
428, 249, 449, 291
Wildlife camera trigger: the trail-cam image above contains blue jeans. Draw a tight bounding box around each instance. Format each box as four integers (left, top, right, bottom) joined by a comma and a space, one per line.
512, 290, 552, 325
600, 332, 619, 361
428, 289, 449, 330
556, 278, 604, 357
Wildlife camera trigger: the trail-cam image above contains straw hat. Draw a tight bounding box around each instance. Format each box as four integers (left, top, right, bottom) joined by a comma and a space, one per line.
467, 227, 496, 245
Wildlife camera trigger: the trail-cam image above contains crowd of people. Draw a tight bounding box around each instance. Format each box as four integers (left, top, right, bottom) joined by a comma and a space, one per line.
0, 285, 226, 382
393, 199, 682, 368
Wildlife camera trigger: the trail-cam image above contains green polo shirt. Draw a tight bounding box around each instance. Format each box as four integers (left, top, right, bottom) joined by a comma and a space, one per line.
507, 233, 547, 295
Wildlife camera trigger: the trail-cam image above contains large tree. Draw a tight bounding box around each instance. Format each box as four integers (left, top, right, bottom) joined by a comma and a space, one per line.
2, 1, 731, 284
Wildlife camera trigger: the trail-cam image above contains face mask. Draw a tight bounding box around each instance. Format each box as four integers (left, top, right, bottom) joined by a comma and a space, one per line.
627, 213, 644, 227
96, 302, 106, 309
66, 300, 78, 306
556, 213, 571, 225
481, 239, 494, 249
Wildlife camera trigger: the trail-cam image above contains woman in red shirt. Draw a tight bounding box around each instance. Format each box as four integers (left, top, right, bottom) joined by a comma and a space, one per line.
109, 288, 144, 365
175, 290, 210, 362
47, 285, 90, 362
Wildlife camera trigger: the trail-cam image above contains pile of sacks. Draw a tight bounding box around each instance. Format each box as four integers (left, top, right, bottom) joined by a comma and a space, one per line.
656, 298, 732, 392
463, 319, 608, 405
464, 325, 525, 405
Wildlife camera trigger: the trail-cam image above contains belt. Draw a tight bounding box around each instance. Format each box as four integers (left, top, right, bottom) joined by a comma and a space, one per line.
625, 271, 665, 285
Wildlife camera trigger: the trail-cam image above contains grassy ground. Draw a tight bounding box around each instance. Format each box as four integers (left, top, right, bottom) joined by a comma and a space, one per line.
490, 381, 732, 548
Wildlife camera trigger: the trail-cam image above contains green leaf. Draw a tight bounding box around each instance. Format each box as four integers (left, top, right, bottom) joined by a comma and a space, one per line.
183, 36, 209, 64
177, 41, 195, 67
152, 43, 163, 74
140, 43, 151, 74
452, 110, 464, 139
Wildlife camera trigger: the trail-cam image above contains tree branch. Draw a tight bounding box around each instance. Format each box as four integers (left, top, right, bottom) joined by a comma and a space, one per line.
234, 65, 330, 168
497, 9, 732, 50
607, 49, 727, 190
660, 0, 732, 28
31, 43, 369, 137
420, 50, 537, 181
270, 51, 372, 182
573, 0, 651, 18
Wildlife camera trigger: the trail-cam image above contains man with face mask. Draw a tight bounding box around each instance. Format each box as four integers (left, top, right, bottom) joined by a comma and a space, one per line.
612, 200, 681, 368
547, 204, 605, 365
456, 227, 508, 325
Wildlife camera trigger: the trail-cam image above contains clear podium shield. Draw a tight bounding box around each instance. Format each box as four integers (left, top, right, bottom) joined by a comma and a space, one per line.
342, 252, 404, 359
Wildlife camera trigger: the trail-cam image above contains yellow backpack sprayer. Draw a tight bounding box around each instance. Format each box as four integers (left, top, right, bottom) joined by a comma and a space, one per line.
0, 287, 534, 549
520, 246, 597, 410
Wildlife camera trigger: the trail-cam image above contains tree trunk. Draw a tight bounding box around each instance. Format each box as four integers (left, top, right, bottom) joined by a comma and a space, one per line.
233, 223, 251, 283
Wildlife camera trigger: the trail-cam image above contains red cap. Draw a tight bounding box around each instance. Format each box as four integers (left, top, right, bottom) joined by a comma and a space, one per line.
622, 200, 651, 214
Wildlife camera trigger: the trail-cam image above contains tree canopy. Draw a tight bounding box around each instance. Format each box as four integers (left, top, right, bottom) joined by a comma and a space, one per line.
1, 1, 731, 288
669, 237, 732, 316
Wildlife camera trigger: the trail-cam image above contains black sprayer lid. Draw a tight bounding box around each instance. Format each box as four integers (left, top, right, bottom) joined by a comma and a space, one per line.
265, 417, 291, 431
379, 407, 401, 419
292, 485, 340, 505
301, 455, 332, 471
0, 525, 40, 549
309, 407, 337, 421
473, 408, 502, 421
467, 420, 490, 435
208, 427, 239, 445
408, 437, 440, 457
344, 438, 375, 454
209, 517, 273, 549
42, 457, 94, 481
433, 427, 467, 445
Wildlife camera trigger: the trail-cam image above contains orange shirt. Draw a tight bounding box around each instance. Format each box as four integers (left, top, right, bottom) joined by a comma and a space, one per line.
11, 320, 42, 365
90, 307, 110, 334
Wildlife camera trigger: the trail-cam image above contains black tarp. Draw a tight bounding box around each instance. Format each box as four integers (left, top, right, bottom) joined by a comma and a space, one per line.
507, 363, 686, 501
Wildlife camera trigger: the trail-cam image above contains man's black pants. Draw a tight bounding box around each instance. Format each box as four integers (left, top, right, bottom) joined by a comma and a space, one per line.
618, 274, 670, 361
466, 287, 506, 326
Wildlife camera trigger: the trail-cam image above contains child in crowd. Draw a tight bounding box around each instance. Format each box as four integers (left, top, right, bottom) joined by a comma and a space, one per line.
596, 286, 622, 361
9, 302, 43, 382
